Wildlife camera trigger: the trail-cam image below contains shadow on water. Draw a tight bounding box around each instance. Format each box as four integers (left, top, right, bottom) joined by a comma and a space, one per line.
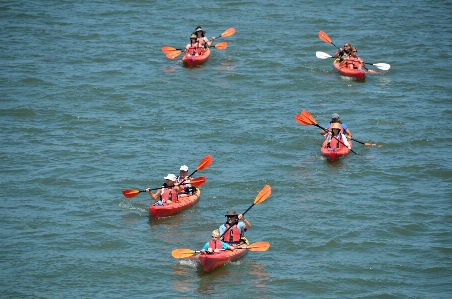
171, 260, 270, 296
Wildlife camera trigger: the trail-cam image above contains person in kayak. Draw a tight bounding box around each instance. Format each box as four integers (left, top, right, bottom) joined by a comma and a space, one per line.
176, 165, 194, 196
201, 229, 235, 254
322, 122, 351, 149
320, 113, 353, 140
334, 42, 352, 61
219, 209, 251, 245
193, 26, 215, 50
146, 174, 181, 206
342, 47, 364, 69
185, 33, 201, 56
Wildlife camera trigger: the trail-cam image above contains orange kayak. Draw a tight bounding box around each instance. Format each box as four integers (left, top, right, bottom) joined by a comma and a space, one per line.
333, 59, 365, 81
194, 246, 248, 272
320, 141, 352, 161
182, 48, 210, 67
148, 189, 200, 220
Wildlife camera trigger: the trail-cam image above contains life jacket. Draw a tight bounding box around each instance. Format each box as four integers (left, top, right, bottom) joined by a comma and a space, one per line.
208, 239, 223, 250
328, 134, 348, 149
160, 184, 178, 203
197, 37, 206, 48
188, 46, 196, 55
222, 223, 242, 244
346, 58, 360, 69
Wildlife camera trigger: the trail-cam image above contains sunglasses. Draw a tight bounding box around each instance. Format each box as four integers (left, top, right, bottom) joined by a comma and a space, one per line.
211, 236, 218, 238
352, 50, 357, 53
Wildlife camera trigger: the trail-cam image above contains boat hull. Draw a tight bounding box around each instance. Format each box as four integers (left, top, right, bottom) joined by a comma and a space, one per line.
149, 189, 200, 220
182, 48, 210, 67
333, 59, 365, 81
320, 144, 351, 161
196, 247, 248, 272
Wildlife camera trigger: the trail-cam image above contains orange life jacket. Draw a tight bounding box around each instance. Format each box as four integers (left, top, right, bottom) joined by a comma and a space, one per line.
222, 223, 241, 243
161, 186, 178, 203
208, 239, 223, 250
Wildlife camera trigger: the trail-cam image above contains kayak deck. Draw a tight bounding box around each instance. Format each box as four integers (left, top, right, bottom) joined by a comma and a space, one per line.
182, 48, 210, 67
194, 245, 248, 272
320, 141, 353, 161
149, 189, 200, 220
333, 59, 365, 81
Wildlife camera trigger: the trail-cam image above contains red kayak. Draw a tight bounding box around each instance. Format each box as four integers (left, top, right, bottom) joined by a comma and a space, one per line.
182, 48, 210, 67
333, 59, 365, 81
149, 189, 200, 220
194, 246, 248, 272
320, 141, 352, 161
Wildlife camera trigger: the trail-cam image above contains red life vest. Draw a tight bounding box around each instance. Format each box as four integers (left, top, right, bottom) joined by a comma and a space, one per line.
208, 239, 223, 250
347, 58, 360, 69
188, 46, 196, 55
161, 186, 178, 203
329, 135, 345, 149
222, 223, 241, 243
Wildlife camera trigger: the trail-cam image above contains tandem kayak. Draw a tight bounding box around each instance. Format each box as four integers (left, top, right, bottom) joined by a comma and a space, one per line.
333, 59, 365, 81
320, 142, 352, 161
182, 48, 210, 67
149, 188, 200, 220
193, 245, 248, 272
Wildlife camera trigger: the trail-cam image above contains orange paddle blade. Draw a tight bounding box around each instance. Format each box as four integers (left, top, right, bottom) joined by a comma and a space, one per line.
161, 46, 176, 53
254, 185, 271, 205
245, 241, 270, 252
122, 189, 140, 198
221, 27, 235, 38
214, 42, 228, 50
301, 110, 318, 125
166, 51, 182, 59
318, 31, 332, 43
197, 155, 212, 171
295, 114, 312, 126
172, 248, 196, 259
189, 176, 206, 187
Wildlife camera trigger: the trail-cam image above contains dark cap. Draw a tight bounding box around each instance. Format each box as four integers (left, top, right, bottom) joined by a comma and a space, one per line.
225, 209, 238, 217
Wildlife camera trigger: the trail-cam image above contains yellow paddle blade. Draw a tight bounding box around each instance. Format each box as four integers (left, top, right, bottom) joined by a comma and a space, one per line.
172, 248, 195, 259
197, 155, 212, 171
166, 51, 182, 59
122, 189, 140, 198
161, 46, 176, 53
254, 185, 271, 204
221, 28, 235, 37
301, 110, 318, 125
189, 176, 206, 187
295, 114, 311, 126
318, 30, 332, 43
246, 241, 270, 252
214, 42, 228, 50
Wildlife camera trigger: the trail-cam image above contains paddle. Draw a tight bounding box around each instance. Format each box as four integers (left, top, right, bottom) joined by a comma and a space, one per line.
220, 185, 272, 239
163, 42, 228, 59
295, 111, 358, 155
298, 110, 381, 147
171, 241, 270, 259
316, 51, 390, 71
122, 176, 206, 199
318, 31, 391, 72
122, 155, 212, 198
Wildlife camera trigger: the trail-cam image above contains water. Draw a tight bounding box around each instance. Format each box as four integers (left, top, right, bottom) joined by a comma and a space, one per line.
1, 0, 451, 298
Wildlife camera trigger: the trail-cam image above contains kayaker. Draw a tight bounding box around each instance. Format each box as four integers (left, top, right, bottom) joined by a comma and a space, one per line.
219, 209, 251, 245
322, 122, 351, 149
185, 33, 201, 56
176, 165, 194, 196
146, 174, 180, 206
201, 229, 235, 254
193, 26, 215, 49
334, 42, 352, 61
342, 47, 364, 69
320, 113, 353, 140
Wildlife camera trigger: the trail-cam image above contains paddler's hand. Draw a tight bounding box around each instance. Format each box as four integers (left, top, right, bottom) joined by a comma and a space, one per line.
228, 246, 234, 251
